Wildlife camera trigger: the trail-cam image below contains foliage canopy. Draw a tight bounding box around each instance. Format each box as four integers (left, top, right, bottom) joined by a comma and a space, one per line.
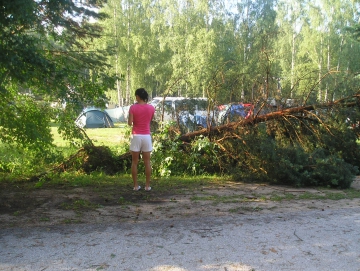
0, 0, 115, 151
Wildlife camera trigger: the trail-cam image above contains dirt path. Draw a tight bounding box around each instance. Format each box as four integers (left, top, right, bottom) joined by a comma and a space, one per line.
1, 177, 359, 229
1, 178, 360, 271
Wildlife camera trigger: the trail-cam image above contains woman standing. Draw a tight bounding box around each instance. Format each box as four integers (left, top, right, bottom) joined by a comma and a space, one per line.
127, 88, 155, 191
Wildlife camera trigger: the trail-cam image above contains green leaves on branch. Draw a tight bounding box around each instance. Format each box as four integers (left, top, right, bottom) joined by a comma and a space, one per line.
151, 123, 220, 177
1, 0, 115, 152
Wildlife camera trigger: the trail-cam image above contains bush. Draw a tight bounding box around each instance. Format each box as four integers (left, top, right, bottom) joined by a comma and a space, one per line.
217, 113, 359, 188
308, 155, 358, 188
151, 123, 220, 177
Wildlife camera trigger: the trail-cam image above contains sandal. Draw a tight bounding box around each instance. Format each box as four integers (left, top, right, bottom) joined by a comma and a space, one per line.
145, 187, 151, 191
133, 186, 141, 191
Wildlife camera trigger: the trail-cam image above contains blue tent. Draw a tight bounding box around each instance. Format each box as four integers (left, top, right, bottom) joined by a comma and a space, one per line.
75, 108, 114, 128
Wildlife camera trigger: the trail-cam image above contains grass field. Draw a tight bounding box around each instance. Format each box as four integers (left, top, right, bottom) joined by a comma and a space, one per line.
0, 123, 131, 181
0, 124, 214, 195
50, 122, 129, 148
0, 123, 218, 188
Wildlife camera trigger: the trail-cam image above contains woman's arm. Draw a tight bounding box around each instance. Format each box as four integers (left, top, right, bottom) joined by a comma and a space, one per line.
128, 112, 133, 126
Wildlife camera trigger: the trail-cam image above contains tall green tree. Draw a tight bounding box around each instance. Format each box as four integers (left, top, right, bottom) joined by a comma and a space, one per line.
278, 0, 360, 103
276, 0, 306, 99
232, 0, 279, 102
0, 0, 115, 151
97, 0, 360, 106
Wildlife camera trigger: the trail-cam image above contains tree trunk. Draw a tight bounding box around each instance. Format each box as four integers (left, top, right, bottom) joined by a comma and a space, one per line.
179, 95, 360, 142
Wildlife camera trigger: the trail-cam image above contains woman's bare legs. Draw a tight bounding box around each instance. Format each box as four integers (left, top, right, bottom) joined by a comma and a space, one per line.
131, 151, 140, 189
142, 151, 151, 190
131, 151, 151, 190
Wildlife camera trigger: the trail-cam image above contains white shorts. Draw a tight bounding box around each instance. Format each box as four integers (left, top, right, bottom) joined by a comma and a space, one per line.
130, 134, 153, 152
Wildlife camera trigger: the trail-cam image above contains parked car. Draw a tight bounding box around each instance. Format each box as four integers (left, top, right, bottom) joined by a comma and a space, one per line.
218, 103, 254, 124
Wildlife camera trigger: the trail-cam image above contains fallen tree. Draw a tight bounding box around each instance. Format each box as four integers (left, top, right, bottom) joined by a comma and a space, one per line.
179, 94, 360, 142
30, 93, 359, 189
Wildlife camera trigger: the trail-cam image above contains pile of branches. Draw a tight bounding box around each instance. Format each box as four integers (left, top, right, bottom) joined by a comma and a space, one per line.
54, 144, 131, 175
29, 144, 131, 182
152, 93, 360, 188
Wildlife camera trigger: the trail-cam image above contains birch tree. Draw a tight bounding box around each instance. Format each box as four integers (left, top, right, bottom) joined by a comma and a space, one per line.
233, 0, 278, 102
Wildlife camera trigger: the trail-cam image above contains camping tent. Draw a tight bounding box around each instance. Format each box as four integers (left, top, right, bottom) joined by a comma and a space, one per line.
75, 108, 114, 128
105, 106, 129, 123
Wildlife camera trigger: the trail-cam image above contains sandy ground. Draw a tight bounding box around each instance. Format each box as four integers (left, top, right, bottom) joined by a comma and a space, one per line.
0, 178, 360, 271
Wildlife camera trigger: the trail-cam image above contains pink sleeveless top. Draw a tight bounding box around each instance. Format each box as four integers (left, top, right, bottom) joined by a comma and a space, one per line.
129, 104, 155, 134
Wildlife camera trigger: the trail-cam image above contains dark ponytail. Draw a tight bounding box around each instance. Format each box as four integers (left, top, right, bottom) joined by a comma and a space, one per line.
135, 88, 149, 102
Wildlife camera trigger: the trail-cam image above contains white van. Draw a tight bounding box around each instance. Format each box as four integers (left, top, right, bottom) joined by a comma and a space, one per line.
149, 97, 211, 130
149, 97, 185, 122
